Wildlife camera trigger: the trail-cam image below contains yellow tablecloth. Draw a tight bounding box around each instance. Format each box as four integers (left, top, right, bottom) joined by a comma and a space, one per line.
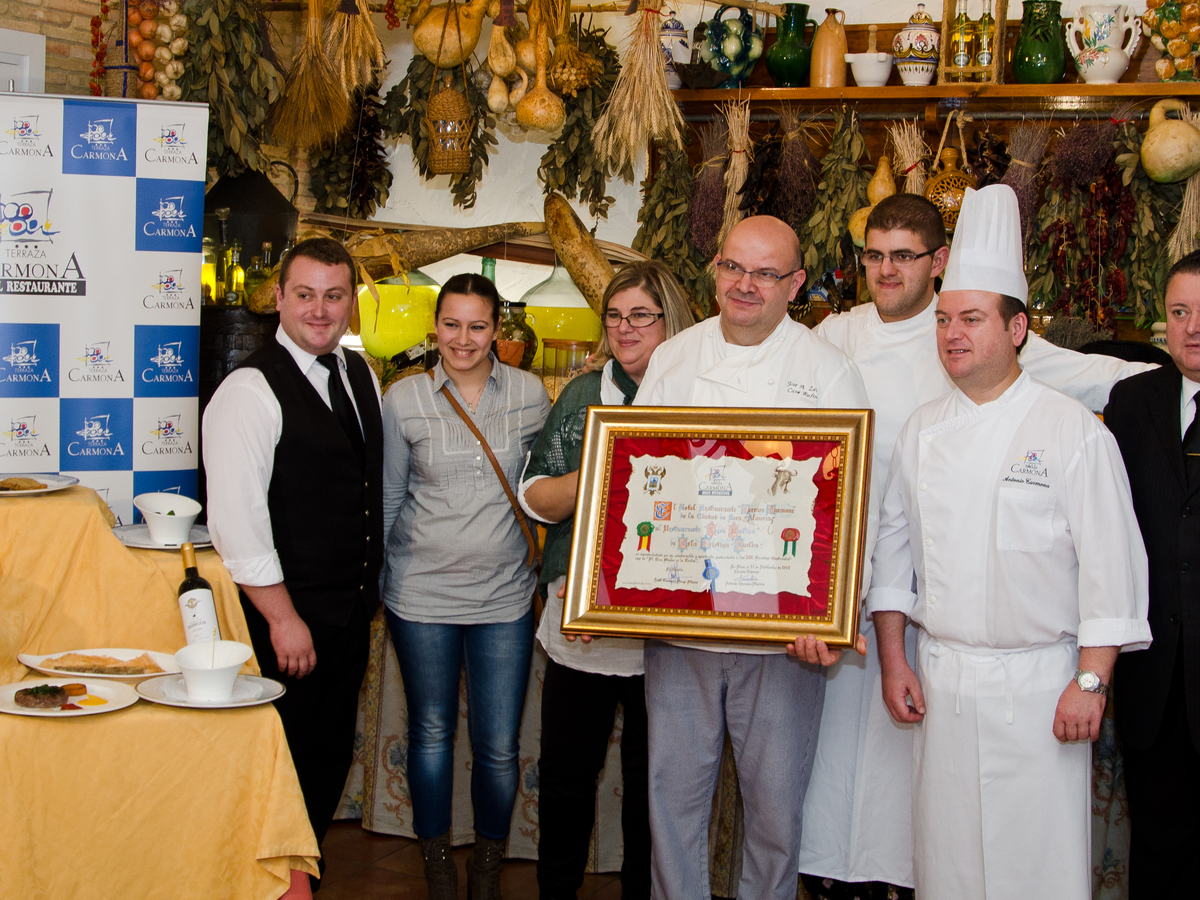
0, 486, 319, 899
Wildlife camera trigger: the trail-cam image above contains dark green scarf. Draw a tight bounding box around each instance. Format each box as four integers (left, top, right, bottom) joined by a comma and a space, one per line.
611, 359, 639, 405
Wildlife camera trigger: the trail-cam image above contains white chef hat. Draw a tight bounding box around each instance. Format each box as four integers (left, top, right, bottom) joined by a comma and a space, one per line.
940, 184, 1028, 304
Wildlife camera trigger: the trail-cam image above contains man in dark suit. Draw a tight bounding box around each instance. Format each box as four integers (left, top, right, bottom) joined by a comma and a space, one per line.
1104, 249, 1200, 899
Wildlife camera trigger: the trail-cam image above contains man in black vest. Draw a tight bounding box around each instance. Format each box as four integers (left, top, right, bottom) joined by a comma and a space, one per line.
1104, 249, 1200, 898
202, 238, 383, 891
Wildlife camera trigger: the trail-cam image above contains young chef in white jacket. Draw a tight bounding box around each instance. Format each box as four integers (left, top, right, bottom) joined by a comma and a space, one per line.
869, 185, 1152, 900
799, 195, 1156, 897
634, 215, 869, 900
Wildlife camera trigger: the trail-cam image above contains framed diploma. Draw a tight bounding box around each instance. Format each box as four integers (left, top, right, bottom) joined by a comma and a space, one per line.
562, 407, 873, 647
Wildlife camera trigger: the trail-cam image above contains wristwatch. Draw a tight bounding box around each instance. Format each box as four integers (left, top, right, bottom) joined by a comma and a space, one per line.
1074, 669, 1109, 696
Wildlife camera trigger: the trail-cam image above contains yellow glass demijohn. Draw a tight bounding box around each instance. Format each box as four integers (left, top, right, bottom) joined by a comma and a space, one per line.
356, 270, 441, 359
519, 262, 602, 370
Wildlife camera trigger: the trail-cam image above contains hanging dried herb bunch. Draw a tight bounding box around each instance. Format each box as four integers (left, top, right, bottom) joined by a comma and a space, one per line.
538, 18, 621, 218
178, 0, 282, 177
310, 81, 394, 220
547, 1, 603, 96
689, 121, 728, 258
967, 127, 1009, 188
1113, 118, 1184, 324
1000, 122, 1050, 243
381, 55, 499, 209
271, 0, 352, 151
324, 0, 387, 95
1026, 115, 1137, 331
737, 128, 783, 219
716, 100, 752, 249
592, 0, 685, 181
633, 140, 715, 316
801, 106, 868, 302
762, 105, 819, 234
1167, 104, 1200, 265
888, 118, 928, 195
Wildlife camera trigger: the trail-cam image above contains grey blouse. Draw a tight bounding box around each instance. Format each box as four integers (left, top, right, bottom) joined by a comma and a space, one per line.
381, 358, 550, 623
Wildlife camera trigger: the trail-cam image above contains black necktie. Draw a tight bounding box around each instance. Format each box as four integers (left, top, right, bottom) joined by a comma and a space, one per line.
317, 353, 365, 465
1185, 396, 1200, 485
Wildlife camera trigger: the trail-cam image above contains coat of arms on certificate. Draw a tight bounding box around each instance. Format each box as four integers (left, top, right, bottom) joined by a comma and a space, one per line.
563, 407, 873, 647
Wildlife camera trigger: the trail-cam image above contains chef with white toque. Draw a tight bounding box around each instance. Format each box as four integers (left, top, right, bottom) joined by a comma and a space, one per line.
868, 184, 1152, 900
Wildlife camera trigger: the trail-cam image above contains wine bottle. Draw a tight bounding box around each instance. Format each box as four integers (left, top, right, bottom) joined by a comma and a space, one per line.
950, 0, 977, 80
975, 0, 995, 72
225, 246, 246, 306
178, 542, 222, 645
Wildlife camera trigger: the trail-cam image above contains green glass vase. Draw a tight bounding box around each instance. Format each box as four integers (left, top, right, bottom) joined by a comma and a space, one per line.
766, 4, 819, 87
1011, 0, 1067, 84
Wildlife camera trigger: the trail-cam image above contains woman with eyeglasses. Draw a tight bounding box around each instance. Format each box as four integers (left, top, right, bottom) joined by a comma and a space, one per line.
519, 260, 695, 900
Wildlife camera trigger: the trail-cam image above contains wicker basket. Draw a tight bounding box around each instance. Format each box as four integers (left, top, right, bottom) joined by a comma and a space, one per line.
424, 79, 474, 176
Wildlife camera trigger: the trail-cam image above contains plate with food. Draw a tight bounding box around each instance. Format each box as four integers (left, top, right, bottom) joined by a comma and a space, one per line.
135, 674, 285, 710
113, 523, 211, 550
18, 648, 180, 683
0, 678, 138, 717
0, 473, 79, 496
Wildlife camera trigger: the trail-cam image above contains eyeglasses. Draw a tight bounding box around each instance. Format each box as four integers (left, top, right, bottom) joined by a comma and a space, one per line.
715, 259, 799, 288
603, 310, 665, 328
860, 248, 936, 268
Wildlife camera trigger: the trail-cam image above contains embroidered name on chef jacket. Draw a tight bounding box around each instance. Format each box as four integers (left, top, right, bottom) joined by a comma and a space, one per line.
1003, 449, 1050, 489
786, 381, 818, 400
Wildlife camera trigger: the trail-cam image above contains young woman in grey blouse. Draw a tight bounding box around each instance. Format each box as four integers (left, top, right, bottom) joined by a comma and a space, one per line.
380, 273, 549, 900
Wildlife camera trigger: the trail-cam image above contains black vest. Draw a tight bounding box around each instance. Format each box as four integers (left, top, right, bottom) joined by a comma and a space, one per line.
238, 336, 384, 627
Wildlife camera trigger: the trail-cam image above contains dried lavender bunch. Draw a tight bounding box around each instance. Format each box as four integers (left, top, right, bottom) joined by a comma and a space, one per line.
763, 105, 818, 232
1052, 118, 1117, 187
1001, 122, 1050, 242
689, 121, 728, 258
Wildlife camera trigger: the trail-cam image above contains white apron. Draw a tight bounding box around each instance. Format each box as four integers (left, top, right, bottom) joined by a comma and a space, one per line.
914, 634, 1090, 900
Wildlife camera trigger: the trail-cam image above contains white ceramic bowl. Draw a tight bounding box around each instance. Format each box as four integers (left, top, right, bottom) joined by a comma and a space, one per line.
174, 640, 253, 702
133, 492, 202, 546
845, 51, 894, 87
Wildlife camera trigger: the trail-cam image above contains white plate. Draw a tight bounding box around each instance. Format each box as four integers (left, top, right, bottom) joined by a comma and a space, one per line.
113, 523, 211, 550
18, 648, 181, 683
0, 473, 79, 497
135, 674, 285, 710
0, 678, 138, 717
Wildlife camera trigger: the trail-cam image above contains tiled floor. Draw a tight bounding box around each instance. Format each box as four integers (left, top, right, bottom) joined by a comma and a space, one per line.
314, 821, 622, 899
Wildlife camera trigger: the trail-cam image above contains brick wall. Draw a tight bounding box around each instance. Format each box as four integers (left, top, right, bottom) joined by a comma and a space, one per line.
3, 0, 100, 95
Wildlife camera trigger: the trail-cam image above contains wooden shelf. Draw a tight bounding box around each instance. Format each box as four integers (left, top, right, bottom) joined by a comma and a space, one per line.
673, 83, 1200, 103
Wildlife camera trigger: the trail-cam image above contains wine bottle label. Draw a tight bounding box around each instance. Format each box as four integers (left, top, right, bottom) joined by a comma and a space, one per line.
179, 588, 222, 645
977, 50, 993, 65
953, 50, 971, 66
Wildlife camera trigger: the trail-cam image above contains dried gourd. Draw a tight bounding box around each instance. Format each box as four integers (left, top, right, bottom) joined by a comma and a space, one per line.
508, 68, 528, 106
516, 23, 564, 131
413, 0, 490, 67
488, 73, 509, 112
488, 23, 516, 77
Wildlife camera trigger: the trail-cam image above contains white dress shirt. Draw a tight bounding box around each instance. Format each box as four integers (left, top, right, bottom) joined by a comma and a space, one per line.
202, 325, 381, 587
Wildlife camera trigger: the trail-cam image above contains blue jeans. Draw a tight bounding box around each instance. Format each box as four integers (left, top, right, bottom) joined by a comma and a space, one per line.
386, 608, 534, 840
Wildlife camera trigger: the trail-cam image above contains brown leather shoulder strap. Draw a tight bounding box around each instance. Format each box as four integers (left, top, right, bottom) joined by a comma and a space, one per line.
439, 382, 540, 568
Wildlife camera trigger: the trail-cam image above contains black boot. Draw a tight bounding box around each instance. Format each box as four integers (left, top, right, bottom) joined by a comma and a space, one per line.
419, 830, 458, 900
466, 834, 506, 900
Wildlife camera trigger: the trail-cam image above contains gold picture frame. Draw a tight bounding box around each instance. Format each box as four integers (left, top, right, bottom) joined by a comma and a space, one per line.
563, 406, 874, 647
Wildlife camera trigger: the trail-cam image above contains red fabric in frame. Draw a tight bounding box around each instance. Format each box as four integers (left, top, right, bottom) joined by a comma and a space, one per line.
596, 437, 840, 617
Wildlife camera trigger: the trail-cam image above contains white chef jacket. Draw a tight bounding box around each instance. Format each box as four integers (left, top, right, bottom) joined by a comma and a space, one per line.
635, 314, 871, 655
202, 325, 381, 587
866, 371, 1150, 900
798, 299, 1155, 887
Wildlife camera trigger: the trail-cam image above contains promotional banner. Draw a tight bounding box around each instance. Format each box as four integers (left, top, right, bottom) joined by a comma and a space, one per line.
0, 94, 208, 525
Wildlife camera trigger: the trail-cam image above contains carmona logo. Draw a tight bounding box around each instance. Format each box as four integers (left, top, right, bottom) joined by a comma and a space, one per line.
63, 100, 135, 177
142, 413, 193, 457
67, 412, 125, 459
0, 414, 50, 459
135, 178, 204, 252
144, 268, 194, 310
145, 123, 199, 166
73, 118, 125, 160
69, 341, 126, 383
1, 115, 53, 158
141, 341, 193, 385
0, 189, 58, 243
1, 340, 52, 385
0, 189, 86, 297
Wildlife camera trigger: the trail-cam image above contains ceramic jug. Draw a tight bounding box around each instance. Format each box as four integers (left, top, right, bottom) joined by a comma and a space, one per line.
809, 8, 848, 87
766, 3, 819, 87
660, 8, 689, 89
1065, 4, 1140, 83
